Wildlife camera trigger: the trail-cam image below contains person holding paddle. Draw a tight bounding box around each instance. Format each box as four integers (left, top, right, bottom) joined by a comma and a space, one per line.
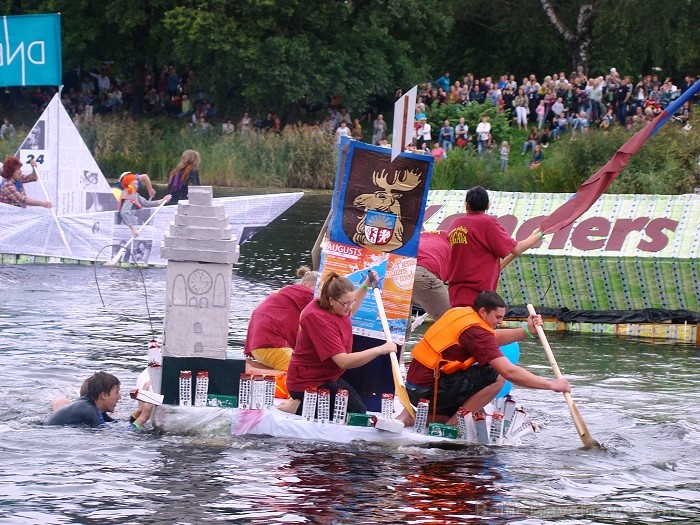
401, 291, 570, 427
284, 271, 397, 416
447, 185, 543, 308
0, 157, 52, 208
118, 173, 171, 237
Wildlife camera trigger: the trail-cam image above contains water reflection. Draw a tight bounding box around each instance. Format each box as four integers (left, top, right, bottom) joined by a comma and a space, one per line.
1, 192, 699, 524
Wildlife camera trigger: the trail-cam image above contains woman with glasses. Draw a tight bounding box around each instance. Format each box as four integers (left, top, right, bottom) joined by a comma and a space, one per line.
285, 271, 397, 416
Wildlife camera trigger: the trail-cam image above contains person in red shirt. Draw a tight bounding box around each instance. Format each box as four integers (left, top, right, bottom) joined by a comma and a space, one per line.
285, 271, 397, 416
447, 186, 543, 307
412, 230, 451, 321
244, 266, 319, 371
403, 291, 570, 426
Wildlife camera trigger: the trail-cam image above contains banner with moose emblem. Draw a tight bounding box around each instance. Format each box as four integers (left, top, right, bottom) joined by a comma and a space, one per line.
320, 138, 433, 344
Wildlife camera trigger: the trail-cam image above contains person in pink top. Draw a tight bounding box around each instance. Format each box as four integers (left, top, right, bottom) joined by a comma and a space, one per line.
285, 271, 397, 416
412, 230, 451, 321
447, 186, 543, 307
244, 266, 319, 371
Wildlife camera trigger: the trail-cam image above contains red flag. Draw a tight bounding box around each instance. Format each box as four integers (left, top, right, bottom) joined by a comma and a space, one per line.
539, 110, 664, 235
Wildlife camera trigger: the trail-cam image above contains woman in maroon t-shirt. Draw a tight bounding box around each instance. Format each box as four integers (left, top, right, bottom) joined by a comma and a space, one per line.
286, 271, 397, 416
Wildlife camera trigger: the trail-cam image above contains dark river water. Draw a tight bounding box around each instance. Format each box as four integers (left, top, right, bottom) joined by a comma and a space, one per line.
1, 191, 699, 525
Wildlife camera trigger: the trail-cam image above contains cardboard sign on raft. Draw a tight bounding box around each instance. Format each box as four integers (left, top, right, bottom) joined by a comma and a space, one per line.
319, 138, 433, 410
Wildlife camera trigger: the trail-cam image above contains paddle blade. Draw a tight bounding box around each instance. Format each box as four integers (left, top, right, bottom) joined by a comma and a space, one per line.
104, 247, 125, 266
390, 352, 415, 418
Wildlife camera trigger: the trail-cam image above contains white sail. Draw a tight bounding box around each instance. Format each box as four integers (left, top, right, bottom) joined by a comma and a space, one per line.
0, 93, 303, 265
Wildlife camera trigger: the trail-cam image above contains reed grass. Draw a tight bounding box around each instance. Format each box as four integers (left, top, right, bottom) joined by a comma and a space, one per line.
4, 112, 697, 195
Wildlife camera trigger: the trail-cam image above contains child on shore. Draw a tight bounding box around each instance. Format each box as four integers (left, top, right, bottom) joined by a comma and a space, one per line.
499, 141, 510, 171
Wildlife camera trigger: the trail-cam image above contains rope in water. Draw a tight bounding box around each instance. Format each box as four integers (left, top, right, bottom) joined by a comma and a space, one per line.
92, 244, 155, 334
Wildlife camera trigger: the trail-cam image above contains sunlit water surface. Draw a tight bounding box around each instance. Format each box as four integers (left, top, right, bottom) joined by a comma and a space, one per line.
1, 192, 698, 524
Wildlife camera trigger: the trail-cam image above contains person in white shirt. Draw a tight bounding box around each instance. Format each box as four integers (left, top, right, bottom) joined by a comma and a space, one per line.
335, 120, 352, 146
475, 115, 491, 156
415, 116, 432, 150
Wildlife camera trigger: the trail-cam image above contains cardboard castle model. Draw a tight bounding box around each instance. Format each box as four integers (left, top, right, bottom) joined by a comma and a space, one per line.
157, 186, 245, 406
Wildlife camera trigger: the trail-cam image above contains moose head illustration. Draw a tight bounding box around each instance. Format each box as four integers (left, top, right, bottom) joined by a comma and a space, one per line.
352, 167, 422, 252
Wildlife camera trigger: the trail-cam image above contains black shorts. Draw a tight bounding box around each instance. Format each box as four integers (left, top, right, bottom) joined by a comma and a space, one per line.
406, 365, 499, 416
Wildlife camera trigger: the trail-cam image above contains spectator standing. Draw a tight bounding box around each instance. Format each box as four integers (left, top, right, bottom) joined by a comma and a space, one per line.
499, 141, 510, 171
335, 120, 352, 146
475, 115, 491, 156
513, 88, 528, 130
0, 117, 15, 140
415, 116, 432, 150
455, 117, 469, 147
372, 114, 387, 145
438, 119, 454, 152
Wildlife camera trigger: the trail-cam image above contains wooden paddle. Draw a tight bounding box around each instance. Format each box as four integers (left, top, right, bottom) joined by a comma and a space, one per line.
104, 200, 168, 266
373, 287, 415, 418
526, 303, 601, 450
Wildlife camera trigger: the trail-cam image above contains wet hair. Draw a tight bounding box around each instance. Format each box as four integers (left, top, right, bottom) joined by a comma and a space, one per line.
317, 272, 354, 311
85, 372, 120, 402
465, 186, 489, 212
297, 265, 319, 288
2, 156, 22, 180
473, 291, 506, 312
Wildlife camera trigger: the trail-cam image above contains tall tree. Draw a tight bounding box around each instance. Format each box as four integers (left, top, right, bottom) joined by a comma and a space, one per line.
540, 1, 593, 75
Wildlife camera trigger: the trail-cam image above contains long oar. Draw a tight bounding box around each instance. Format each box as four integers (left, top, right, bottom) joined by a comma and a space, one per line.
104, 200, 168, 266
373, 287, 415, 418
35, 169, 73, 256
527, 303, 601, 449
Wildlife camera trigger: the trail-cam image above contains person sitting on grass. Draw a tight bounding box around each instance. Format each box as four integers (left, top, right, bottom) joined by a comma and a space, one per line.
530, 144, 544, 169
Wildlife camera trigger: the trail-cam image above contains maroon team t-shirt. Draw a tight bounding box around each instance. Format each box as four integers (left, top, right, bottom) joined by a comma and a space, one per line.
447, 212, 517, 307
417, 230, 451, 281
244, 284, 314, 355
285, 301, 353, 392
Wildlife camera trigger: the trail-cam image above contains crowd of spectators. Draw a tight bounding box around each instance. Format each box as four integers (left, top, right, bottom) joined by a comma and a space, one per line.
6, 64, 696, 162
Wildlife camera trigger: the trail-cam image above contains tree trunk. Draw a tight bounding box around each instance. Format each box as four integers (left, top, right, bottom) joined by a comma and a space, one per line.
540, 1, 594, 75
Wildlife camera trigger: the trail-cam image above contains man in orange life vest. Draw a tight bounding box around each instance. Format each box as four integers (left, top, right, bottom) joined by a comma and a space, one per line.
403, 291, 570, 426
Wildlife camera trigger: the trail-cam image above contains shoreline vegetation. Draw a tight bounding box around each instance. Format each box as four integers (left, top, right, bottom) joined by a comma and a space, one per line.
1, 104, 697, 194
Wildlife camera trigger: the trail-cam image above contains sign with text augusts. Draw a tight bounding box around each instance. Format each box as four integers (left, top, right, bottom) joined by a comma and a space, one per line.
1, 14, 62, 87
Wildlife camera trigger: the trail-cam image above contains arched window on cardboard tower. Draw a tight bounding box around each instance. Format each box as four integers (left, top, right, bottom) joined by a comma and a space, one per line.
194, 342, 204, 353
199, 297, 209, 308
193, 322, 202, 334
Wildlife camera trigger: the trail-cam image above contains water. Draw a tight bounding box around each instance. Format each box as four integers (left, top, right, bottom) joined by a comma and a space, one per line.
1, 191, 699, 524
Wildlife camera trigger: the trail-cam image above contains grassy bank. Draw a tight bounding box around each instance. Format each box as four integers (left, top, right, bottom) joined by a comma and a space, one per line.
1, 113, 697, 194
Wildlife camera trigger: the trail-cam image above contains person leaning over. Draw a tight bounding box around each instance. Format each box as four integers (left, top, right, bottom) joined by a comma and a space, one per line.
244, 266, 319, 371
284, 271, 397, 416
0, 157, 52, 208
400, 291, 570, 426
447, 186, 543, 308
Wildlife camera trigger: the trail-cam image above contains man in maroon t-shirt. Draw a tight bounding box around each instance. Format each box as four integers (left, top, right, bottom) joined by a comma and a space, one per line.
411, 230, 451, 321
403, 291, 570, 426
447, 186, 543, 307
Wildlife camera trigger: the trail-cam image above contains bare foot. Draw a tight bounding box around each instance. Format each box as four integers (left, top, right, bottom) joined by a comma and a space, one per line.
276, 398, 301, 414
396, 408, 415, 427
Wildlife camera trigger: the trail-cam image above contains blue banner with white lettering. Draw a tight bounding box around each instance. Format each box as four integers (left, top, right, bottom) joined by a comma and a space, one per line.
1, 14, 62, 87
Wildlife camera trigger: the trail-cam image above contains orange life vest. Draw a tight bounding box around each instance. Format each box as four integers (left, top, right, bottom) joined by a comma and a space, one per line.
411, 307, 495, 375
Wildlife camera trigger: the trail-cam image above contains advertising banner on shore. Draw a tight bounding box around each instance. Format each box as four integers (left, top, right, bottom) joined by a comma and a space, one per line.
424, 190, 700, 312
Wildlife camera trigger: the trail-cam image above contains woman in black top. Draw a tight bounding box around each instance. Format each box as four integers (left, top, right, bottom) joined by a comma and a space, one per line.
167, 149, 201, 204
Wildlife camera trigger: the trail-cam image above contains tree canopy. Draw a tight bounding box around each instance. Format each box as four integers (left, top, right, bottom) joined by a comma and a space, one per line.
4, 0, 699, 118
